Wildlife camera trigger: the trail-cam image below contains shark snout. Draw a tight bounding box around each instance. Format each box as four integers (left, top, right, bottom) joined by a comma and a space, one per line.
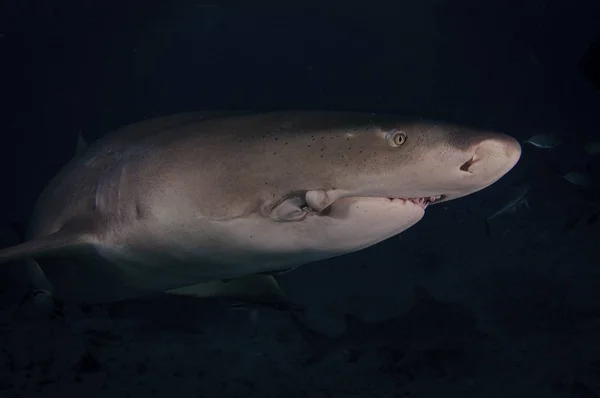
460, 134, 521, 178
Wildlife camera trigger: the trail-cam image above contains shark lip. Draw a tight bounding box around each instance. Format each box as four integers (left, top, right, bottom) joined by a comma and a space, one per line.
387, 195, 444, 209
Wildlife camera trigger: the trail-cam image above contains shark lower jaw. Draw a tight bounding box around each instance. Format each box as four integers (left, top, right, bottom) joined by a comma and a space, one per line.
386, 195, 445, 209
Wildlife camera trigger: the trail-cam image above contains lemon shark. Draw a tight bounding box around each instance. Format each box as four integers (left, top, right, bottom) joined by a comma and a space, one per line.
0, 111, 521, 309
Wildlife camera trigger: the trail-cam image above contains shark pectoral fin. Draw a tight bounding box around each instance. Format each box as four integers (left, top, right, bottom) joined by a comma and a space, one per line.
269, 196, 308, 221
0, 213, 100, 265
166, 274, 297, 311
305, 190, 336, 212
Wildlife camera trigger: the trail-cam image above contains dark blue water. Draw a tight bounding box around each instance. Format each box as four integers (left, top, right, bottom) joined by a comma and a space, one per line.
0, 1, 599, 397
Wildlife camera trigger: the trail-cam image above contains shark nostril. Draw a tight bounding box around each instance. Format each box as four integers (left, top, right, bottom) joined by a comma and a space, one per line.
460, 155, 477, 173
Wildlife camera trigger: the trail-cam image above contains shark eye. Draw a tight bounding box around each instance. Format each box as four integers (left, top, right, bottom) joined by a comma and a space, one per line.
386, 130, 407, 147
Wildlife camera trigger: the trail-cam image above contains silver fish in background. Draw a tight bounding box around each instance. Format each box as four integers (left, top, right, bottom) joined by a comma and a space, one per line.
523, 134, 562, 149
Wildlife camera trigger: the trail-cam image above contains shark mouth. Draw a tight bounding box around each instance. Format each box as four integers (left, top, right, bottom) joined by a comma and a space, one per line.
390, 195, 444, 209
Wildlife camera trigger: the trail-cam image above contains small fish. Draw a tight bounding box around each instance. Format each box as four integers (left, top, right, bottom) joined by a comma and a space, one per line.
485, 184, 530, 237
584, 141, 600, 155
523, 134, 562, 149
563, 172, 594, 188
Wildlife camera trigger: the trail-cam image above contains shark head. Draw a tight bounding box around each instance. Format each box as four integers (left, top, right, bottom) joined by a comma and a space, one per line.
322, 118, 522, 205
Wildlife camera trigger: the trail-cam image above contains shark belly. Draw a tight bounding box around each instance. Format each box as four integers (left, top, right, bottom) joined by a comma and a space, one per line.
36, 196, 424, 304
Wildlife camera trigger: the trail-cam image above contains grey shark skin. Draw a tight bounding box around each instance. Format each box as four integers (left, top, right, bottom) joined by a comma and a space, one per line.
0, 111, 521, 304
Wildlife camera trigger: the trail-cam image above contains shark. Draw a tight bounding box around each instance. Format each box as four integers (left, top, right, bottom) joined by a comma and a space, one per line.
0, 110, 521, 309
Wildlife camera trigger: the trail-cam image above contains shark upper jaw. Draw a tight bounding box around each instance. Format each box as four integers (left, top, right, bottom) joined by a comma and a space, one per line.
385, 195, 445, 209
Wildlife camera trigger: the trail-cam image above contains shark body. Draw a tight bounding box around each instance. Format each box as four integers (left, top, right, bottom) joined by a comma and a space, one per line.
0, 111, 521, 306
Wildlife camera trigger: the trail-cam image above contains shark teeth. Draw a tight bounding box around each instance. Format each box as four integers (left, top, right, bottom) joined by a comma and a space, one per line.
385, 195, 443, 209
398, 195, 443, 209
